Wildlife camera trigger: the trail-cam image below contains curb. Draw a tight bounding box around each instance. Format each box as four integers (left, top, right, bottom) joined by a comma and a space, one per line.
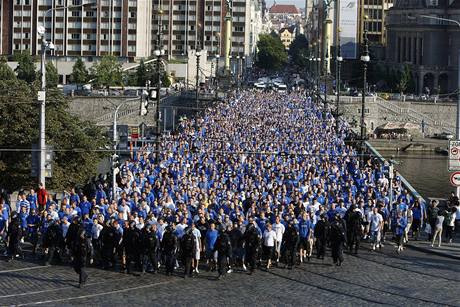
405, 243, 460, 261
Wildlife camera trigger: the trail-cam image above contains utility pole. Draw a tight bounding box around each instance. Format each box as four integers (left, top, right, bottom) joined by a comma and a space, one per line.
154, 8, 164, 165
360, 16, 370, 165
196, 50, 201, 109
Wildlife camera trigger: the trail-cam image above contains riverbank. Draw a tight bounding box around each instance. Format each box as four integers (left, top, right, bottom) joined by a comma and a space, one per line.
369, 138, 449, 152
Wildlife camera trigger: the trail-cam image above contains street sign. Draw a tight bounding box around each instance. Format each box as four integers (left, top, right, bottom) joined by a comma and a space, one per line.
450, 171, 460, 186
449, 140, 460, 171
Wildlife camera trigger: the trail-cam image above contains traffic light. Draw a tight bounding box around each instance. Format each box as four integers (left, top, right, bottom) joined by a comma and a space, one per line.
112, 154, 120, 175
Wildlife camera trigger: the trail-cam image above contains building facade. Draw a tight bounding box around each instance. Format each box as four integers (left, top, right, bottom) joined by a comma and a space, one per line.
385, 0, 460, 94
279, 26, 294, 49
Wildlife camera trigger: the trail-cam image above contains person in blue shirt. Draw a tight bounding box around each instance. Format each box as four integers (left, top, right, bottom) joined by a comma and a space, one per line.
27, 189, 38, 211
79, 196, 92, 217
298, 212, 313, 262
17, 194, 30, 215
26, 209, 40, 255
411, 201, 422, 240
205, 222, 218, 271
18, 206, 29, 239
395, 211, 407, 254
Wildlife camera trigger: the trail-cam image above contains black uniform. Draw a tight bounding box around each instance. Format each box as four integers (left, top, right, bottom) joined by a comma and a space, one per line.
214, 231, 232, 279
180, 228, 196, 277
43, 221, 62, 265
329, 216, 347, 266
66, 219, 80, 256
125, 224, 142, 274
346, 209, 363, 254
161, 228, 177, 275
7, 214, 23, 261
73, 226, 89, 287
282, 223, 298, 268
244, 224, 260, 273
314, 217, 329, 259
142, 226, 159, 273
100, 224, 118, 269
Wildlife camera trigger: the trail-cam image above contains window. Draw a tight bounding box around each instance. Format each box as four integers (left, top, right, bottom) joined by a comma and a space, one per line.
71, 33, 80, 39
128, 45, 136, 52
130, 11, 136, 18
71, 10, 80, 17
176, 34, 182, 40
24, 32, 29, 38
15, 44, 20, 50
102, 34, 108, 40
72, 0, 81, 5
86, 11, 94, 17
24, 0, 30, 4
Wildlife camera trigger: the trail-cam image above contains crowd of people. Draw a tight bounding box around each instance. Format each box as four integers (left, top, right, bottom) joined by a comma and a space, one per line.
0, 88, 458, 287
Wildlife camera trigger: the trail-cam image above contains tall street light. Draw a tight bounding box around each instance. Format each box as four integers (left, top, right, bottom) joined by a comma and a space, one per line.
360, 16, 370, 165
415, 14, 460, 196
195, 49, 202, 109
335, 28, 343, 134
215, 54, 220, 87
38, 1, 96, 187
154, 8, 164, 165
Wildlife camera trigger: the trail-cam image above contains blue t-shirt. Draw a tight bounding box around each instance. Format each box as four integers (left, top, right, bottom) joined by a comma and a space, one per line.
205, 229, 218, 250
298, 219, 312, 239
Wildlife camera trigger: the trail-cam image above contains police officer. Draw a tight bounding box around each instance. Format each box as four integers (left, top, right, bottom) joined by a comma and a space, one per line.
142, 223, 159, 274
43, 218, 62, 266
243, 222, 260, 274
125, 221, 142, 274
282, 220, 298, 269
346, 205, 363, 254
161, 226, 177, 276
7, 211, 23, 261
214, 228, 232, 280
314, 213, 329, 260
180, 227, 196, 278
66, 216, 81, 258
330, 213, 347, 266
73, 225, 89, 288
100, 220, 117, 270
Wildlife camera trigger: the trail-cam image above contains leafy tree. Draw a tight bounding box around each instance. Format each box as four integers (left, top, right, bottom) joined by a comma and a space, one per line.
0, 56, 16, 80
136, 59, 149, 87
162, 73, 172, 87
14, 52, 37, 84
70, 57, 89, 84
256, 34, 288, 71
89, 55, 123, 89
0, 60, 108, 191
397, 64, 412, 95
289, 35, 309, 68
46, 62, 59, 89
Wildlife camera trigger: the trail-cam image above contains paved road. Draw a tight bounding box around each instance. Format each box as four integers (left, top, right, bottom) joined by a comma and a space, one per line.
0, 242, 458, 306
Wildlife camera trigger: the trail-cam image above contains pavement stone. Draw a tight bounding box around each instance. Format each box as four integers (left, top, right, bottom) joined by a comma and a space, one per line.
0, 241, 459, 307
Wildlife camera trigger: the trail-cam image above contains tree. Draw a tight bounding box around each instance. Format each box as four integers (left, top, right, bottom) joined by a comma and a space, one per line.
289, 35, 309, 68
397, 64, 412, 95
14, 52, 36, 84
46, 62, 59, 89
0, 60, 108, 192
136, 59, 149, 87
70, 57, 89, 84
256, 34, 288, 71
162, 73, 172, 87
0, 56, 16, 80
89, 55, 123, 89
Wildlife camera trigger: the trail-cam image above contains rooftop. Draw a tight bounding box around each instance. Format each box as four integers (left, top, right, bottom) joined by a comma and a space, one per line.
269, 4, 301, 14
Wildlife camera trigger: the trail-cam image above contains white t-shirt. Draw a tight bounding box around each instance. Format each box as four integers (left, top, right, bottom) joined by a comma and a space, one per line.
263, 229, 276, 247
92, 223, 103, 239
272, 222, 285, 242
369, 212, 383, 232
435, 215, 445, 229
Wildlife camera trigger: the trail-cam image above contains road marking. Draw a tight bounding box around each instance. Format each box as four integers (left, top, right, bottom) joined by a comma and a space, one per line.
0, 265, 46, 274
0, 276, 133, 299
16, 280, 174, 306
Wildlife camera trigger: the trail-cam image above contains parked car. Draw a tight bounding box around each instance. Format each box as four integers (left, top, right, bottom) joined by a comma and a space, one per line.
432, 132, 454, 140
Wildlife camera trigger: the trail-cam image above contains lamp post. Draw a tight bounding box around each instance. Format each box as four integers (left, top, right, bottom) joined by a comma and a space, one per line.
37, 1, 96, 187
215, 54, 220, 87
154, 8, 164, 165
236, 55, 241, 92
360, 16, 370, 165
335, 54, 343, 132
195, 50, 201, 109
416, 14, 460, 196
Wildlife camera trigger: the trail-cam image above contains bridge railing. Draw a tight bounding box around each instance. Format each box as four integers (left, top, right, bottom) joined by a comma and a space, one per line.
364, 140, 426, 207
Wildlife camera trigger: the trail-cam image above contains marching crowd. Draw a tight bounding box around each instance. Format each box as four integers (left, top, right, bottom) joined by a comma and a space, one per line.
0, 88, 459, 287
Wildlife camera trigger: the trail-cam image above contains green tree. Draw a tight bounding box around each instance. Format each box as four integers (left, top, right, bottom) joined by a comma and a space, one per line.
90, 55, 123, 89
162, 73, 171, 87
14, 52, 37, 84
0, 60, 108, 191
136, 59, 149, 87
289, 35, 309, 68
397, 64, 412, 95
46, 62, 59, 89
256, 34, 288, 71
70, 57, 89, 84
0, 56, 16, 80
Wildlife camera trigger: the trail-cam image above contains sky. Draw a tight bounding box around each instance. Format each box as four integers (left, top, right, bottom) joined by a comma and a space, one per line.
271, 0, 305, 9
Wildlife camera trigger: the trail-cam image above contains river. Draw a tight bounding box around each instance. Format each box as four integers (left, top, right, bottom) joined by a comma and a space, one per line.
381, 151, 452, 200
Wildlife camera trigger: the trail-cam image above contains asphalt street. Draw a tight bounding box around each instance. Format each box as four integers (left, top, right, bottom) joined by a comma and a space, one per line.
0, 241, 458, 307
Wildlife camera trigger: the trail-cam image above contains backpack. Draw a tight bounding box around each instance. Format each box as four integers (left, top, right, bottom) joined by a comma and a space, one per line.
182, 233, 194, 252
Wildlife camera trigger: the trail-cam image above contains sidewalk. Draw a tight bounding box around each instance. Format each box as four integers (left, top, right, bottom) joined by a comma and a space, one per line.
405, 234, 460, 260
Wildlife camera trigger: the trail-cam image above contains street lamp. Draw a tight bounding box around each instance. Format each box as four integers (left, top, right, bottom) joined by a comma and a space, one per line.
236, 55, 241, 92
215, 54, 220, 87
37, 1, 96, 187
154, 8, 164, 165
335, 55, 343, 132
360, 16, 370, 165
195, 50, 202, 109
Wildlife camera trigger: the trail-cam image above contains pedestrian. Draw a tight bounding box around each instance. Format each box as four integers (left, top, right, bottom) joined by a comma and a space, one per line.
100, 220, 118, 270
205, 222, 218, 271
180, 227, 196, 278
73, 225, 89, 288
426, 200, 439, 241
346, 205, 363, 254
298, 212, 313, 263
26, 208, 40, 256
7, 211, 23, 261
282, 220, 298, 269
314, 214, 329, 259
262, 223, 276, 269
411, 201, 422, 240
431, 210, 445, 248
272, 216, 285, 265
214, 228, 232, 280
244, 222, 260, 274
125, 221, 142, 274
368, 207, 384, 250
142, 223, 159, 274
161, 226, 177, 276
444, 207, 456, 243
43, 218, 62, 265
395, 211, 407, 254
191, 222, 202, 274
329, 214, 346, 266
